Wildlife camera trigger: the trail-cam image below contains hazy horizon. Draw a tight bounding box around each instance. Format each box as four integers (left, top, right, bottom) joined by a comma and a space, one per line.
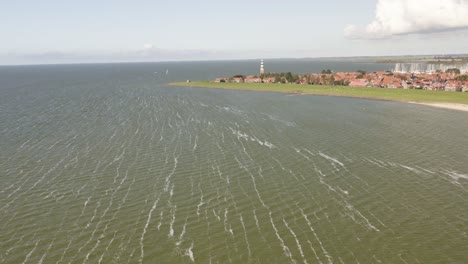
3, 53, 468, 67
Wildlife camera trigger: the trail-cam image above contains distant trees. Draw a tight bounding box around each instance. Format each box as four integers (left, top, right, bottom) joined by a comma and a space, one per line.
308, 75, 321, 85
356, 70, 366, 79
446, 68, 461, 74
399, 75, 408, 81
233, 75, 245, 80
333, 80, 350, 86
263, 72, 300, 83
455, 75, 468, 81
321, 69, 333, 74
274, 75, 282, 83
285, 72, 294, 83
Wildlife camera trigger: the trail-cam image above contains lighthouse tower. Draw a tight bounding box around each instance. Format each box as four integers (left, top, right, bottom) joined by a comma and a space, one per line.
260, 59, 265, 76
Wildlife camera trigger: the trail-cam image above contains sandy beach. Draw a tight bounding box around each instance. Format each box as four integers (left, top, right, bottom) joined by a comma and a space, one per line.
411, 102, 468, 112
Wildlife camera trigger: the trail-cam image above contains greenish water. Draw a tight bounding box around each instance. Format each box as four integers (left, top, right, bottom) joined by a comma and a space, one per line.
1, 61, 467, 263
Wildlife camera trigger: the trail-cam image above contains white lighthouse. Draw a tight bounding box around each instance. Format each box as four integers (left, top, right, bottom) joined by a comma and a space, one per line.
260, 59, 265, 76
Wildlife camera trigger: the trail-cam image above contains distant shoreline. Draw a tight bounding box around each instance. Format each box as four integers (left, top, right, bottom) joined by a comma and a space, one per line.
168, 81, 468, 112
409, 102, 468, 112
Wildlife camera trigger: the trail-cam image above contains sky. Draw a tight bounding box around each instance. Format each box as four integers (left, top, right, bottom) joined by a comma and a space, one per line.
1, 0, 468, 65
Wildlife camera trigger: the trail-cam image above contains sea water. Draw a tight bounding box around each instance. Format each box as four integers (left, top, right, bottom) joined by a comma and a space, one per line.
1, 60, 467, 263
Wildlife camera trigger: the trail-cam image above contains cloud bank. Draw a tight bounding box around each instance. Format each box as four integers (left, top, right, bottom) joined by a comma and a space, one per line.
0, 45, 276, 65
0, 48, 226, 65
345, 0, 468, 39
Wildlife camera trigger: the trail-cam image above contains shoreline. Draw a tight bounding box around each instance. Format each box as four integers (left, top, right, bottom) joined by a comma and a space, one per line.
168, 82, 468, 113
408, 102, 468, 112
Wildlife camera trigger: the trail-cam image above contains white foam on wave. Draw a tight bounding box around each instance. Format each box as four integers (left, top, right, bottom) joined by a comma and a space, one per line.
318, 152, 345, 168
416, 166, 436, 174
400, 165, 422, 174
234, 155, 269, 208
19, 138, 32, 149
85, 200, 101, 229
319, 177, 337, 193
139, 196, 161, 264
22, 240, 40, 264
363, 157, 386, 168
316, 168, 379, 233
283, 218, 308, 264
176, 218, 187, 246
169, 206, 177, 238
239, 214, 252, 258
169, 184, 174, 198
196, 195, 204, 216
212, 209, 221, 221
338, 187, 349, 196
269, 212, 295, 262
253, 209, 261, 230
223, 208, 234, 235
157, 211, 164, 230
264, 113, 297, 127
441, 170, 468, 181
164, 155, 179, 192
192, 135, 198, 152
303, 148, 315, 157
294, 147, 311, 161
184, 241, 195, 262
344, 201, 380, 232
217, 105, 245, 116
229, 127, 275, 149
98, 231, 117, 264
299, 207, 333, 264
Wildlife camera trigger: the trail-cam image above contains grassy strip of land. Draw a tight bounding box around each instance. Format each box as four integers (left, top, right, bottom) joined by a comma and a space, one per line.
169, 81, 468, 105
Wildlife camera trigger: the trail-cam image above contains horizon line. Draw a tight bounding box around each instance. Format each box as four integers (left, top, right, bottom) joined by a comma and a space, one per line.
1, 53, 468, 67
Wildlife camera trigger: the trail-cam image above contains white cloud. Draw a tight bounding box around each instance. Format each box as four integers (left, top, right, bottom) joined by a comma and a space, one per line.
345, 0, 468, 39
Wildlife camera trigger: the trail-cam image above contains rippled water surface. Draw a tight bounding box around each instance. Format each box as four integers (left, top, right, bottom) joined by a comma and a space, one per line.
1, 61, 468, 263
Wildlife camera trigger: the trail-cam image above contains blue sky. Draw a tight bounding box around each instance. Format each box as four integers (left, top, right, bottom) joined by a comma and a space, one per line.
1, 0, 468, 64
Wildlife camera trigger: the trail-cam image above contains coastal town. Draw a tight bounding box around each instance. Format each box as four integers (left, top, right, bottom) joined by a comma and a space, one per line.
213, 60, 468, 92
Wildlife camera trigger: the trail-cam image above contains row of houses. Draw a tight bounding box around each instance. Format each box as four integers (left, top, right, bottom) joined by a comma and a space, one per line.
334, 71, 468, 92
214, 76, 276, 83
214, 72, 468, 92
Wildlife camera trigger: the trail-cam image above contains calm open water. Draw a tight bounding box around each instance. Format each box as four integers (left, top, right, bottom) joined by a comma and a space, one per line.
1, 60, 467, 263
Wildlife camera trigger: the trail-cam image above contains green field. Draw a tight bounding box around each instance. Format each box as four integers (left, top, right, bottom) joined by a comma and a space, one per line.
169, 81, 468, 104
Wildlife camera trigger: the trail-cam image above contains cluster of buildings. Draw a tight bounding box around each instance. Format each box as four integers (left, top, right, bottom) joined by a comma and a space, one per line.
332, 71, 468, 92
213, 60, 468, 92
